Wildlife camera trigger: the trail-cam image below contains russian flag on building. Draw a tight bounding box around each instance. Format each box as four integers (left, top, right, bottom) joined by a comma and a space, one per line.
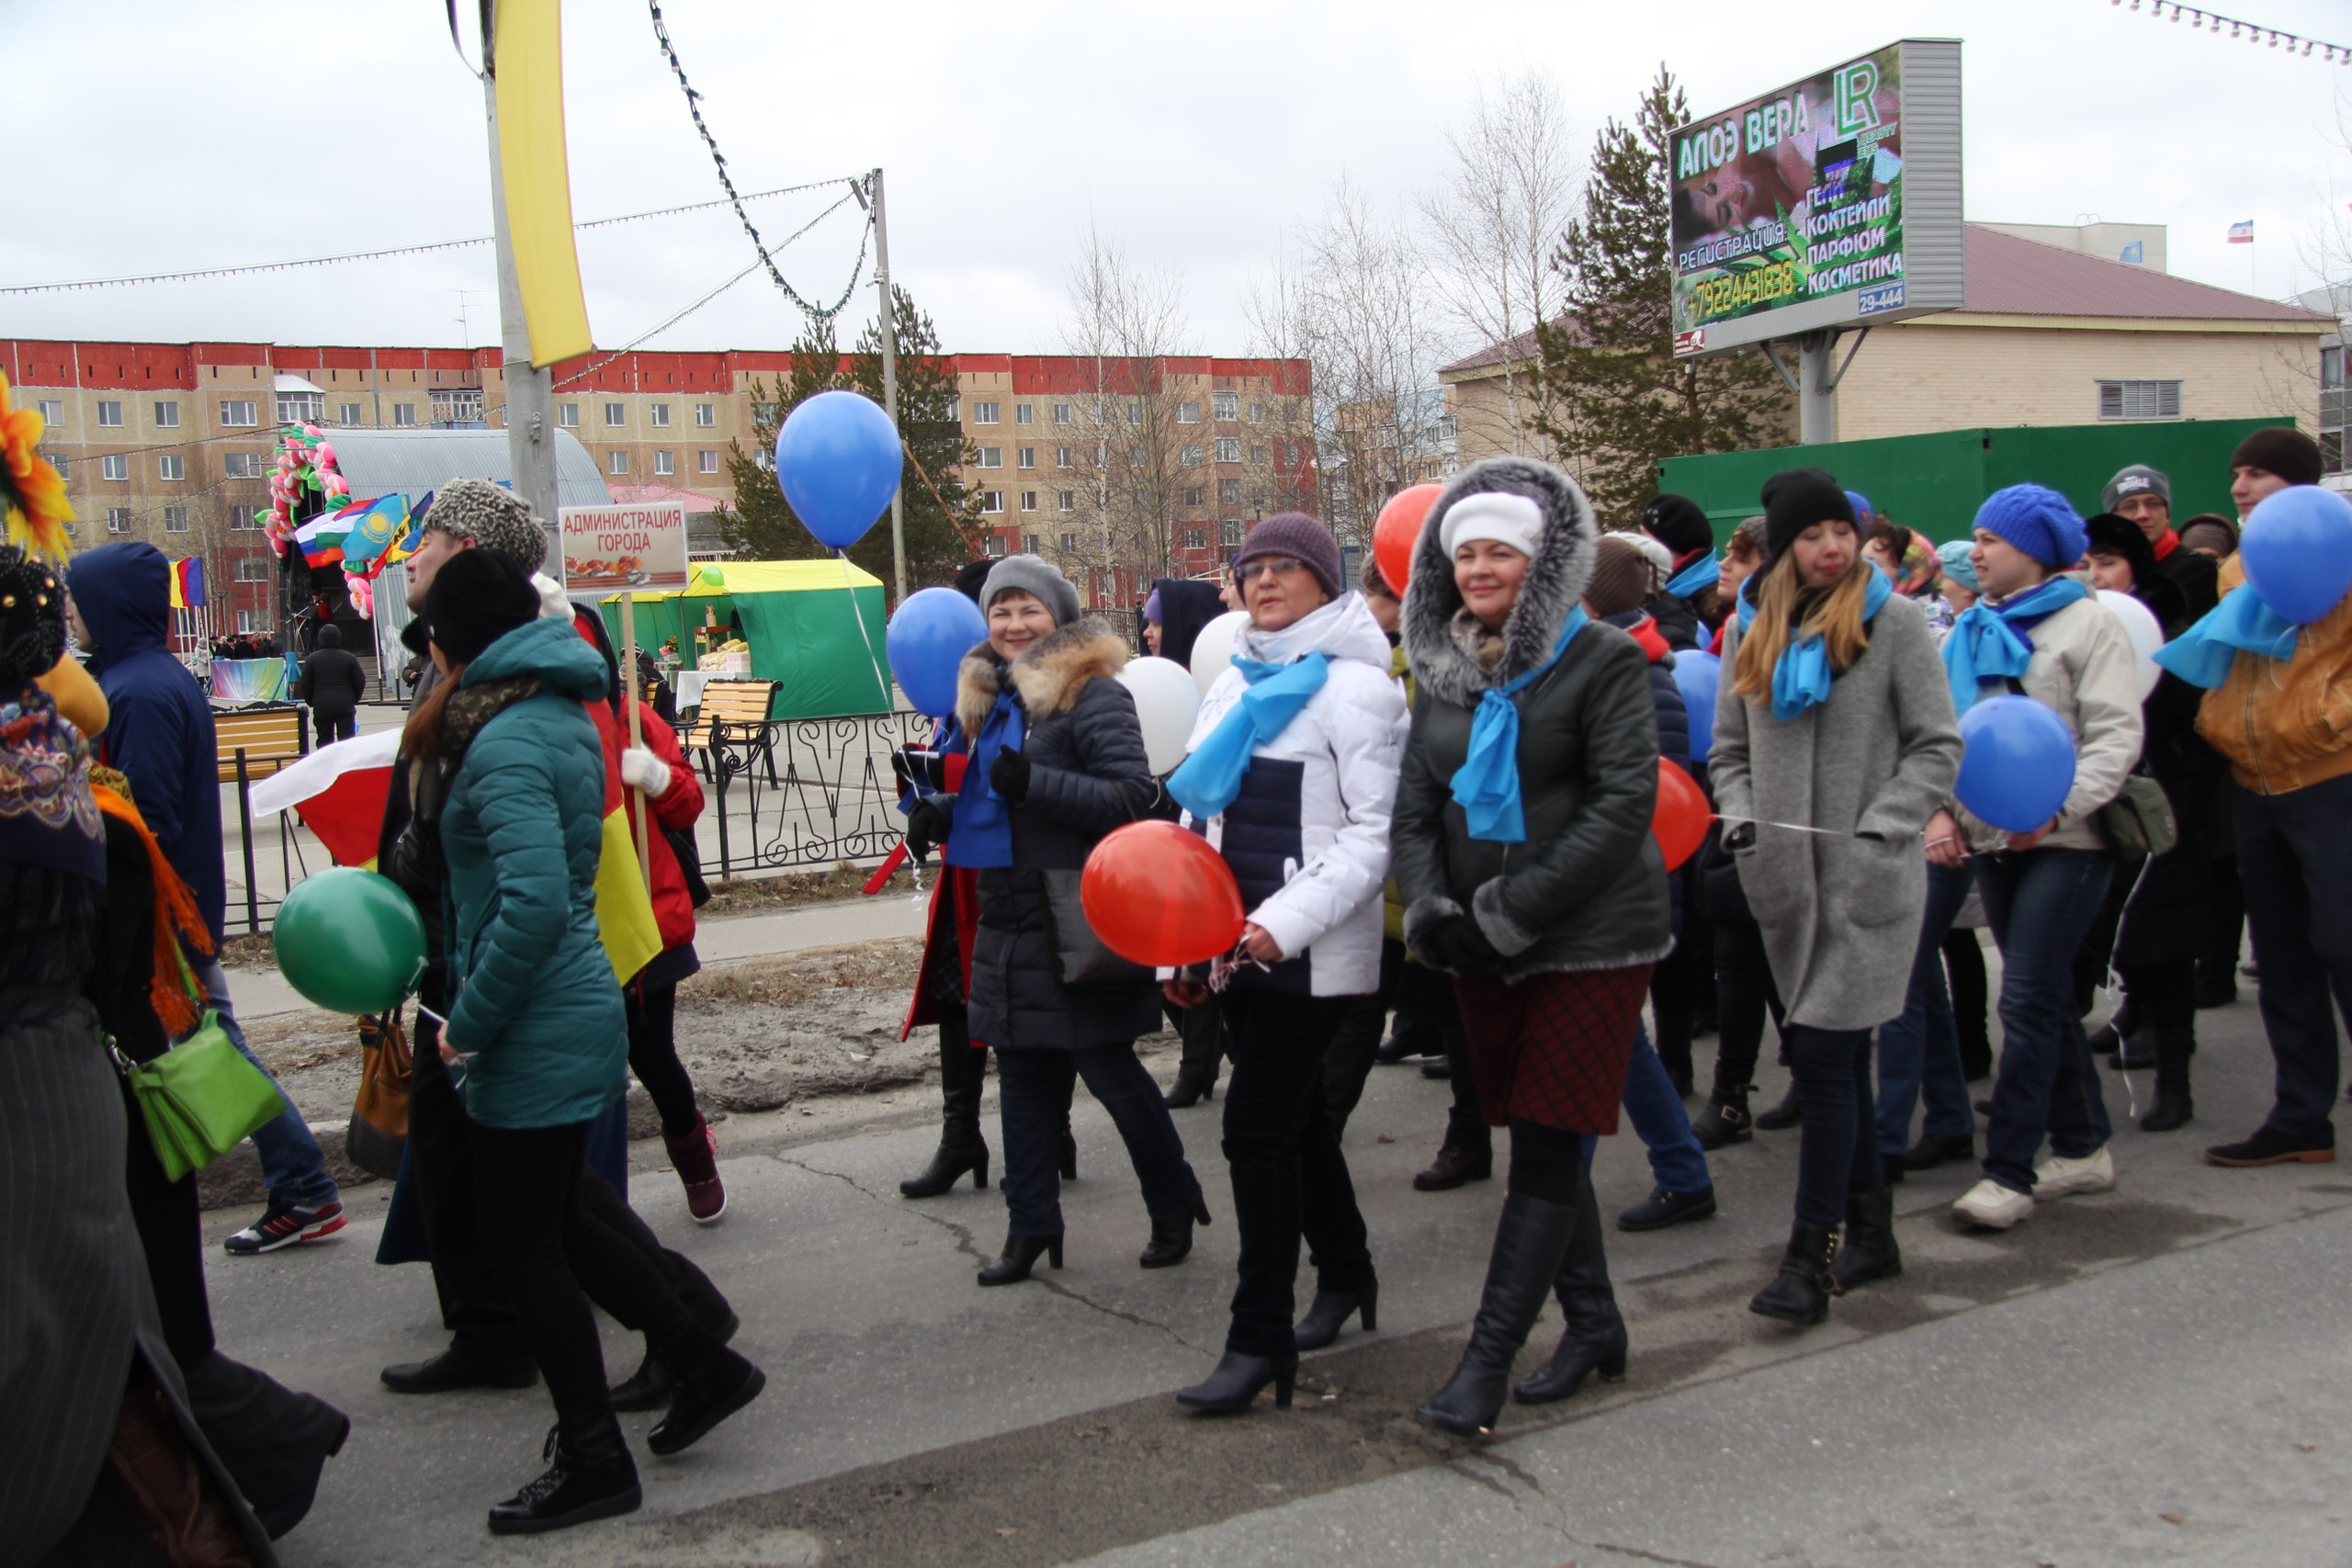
2228, 220, 2255, 243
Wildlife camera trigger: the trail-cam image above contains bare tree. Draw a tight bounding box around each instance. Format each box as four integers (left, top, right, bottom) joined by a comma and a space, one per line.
1421, 73, 1578, 459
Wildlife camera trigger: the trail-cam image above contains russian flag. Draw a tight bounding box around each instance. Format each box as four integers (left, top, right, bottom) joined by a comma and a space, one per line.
2228, 220, 2255, 243
294, 513, 347, 569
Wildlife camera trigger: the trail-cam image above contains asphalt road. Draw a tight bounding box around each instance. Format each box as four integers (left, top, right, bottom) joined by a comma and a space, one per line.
209, 980, 2352, 1568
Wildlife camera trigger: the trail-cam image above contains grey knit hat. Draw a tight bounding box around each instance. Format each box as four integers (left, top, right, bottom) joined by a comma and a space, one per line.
980, 555, 1080, 627
424, 479, 548, 573
1234, 511, 1344, 599
2102, 463, 2171, 514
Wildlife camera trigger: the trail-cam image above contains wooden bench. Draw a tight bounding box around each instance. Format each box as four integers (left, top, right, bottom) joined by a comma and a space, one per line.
682, 678, 779, 784
213, 705, 310, 783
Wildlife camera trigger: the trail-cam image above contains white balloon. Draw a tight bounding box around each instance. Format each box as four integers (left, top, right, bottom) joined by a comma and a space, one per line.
1117, 656, 1203, 775
1188, 610, 1251, 697
2097, 588, 2164, 701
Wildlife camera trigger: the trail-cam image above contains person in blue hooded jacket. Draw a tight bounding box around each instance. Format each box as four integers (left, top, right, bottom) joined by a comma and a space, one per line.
64, 540, 345, 1257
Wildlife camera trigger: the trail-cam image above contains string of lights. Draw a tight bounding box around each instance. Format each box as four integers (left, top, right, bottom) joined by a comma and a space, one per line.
2110, 0, 2352, 63
0, 176, 865, 297
646, 0, 873, 321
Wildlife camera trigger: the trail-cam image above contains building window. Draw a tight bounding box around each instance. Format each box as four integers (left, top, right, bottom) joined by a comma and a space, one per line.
1052, 402, 1072, 425
1221, 519, 1243, 547
101, 455, 129, 481
1180, 445, 1203, 467
1023, 532, 1042, 554
1178, 400, 1200, 424
1181, 485, 1206, 508
1250, 444, 1268, 466
237, 610, 269, 634
1015, 402, 1035, 425
96, 400, 123, 427
277, 391, 323, 425
1021, 491, 1038, 512
393, 403, 417, 427
1059, 533, 1079, 553
2096, 379, 2182, 421
980, 491, 1003, 513
1184, 526, 1207, 550
605, 402, 626, 427
1216, 436, 1241, 463
2324, 432, 2346, 474
37, 399, 62, 422
220, 400, 257, 427
984, 533, 1006, 557
235, 557, 271, 581
107, 507, 131, 533
698, 449, 719, 474
977, 446, 1003, 468
695, 402, 716, 427
1249, 401, 1265, 423
431, 389, 484, 423
650, 403, 672, 428
1219, 478, 1243, 506
158, 454, 184, 481
609, 450, 629, 476
1058, 491, 1076, 512
1055, 446, 1074, 468
1017, 446, 1035, 468
943, 398, 958, 423
153, 400, 180, 428
44, 452, 65, 479
229, 508, 255, 531
1128, 446, 1147, 468
163, 505, 188, 533
1213, 391, 1238, 421
338, 402, 363, 425
1436, 414, 1458, 443
972, 400, 1001, 424
224, 453, 264, 478
654, 451, 673, 475
559, 403, 580, 428
1126, 400, 1142, 425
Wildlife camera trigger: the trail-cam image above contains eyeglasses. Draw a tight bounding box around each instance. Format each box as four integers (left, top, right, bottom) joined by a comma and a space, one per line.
1236, 557, 1309, 585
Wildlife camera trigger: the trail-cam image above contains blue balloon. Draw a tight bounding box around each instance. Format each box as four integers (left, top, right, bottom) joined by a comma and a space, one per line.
775, 389, 902, 550
2241, 484, 2352, 626
888, 586, 988, 717
1669, 649, 1721, 764
1954, 695, 2076, 833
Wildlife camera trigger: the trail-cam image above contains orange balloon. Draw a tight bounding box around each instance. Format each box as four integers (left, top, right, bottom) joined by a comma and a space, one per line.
1653, 758, 1711, 873
1080, 821, 1247, 967
1373, 482, 1444, 595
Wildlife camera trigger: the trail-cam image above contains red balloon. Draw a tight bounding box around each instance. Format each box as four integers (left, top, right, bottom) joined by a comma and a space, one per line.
1653, 758, 1710, 873
1081, 821, 1246, 967
1373, 482, 1444, 596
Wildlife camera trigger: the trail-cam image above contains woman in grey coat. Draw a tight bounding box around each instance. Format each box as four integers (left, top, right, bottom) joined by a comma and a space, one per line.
1712, 473, 1962, 1327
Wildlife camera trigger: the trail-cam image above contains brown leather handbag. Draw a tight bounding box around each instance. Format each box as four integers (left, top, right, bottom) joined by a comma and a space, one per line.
345, 1005, 412, 1180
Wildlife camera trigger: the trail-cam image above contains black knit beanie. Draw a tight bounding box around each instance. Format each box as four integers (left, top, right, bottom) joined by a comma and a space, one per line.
1640, 493, 1713, 561
2232, 426, 2324, 488
1760, 470, 1856, 565
2084, 513, 2158, 592
424, 547, 539, 666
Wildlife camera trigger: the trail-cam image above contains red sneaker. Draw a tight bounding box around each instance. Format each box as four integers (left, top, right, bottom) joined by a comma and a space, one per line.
663, 1115, 727, 1224
224, 1199, 346, 1255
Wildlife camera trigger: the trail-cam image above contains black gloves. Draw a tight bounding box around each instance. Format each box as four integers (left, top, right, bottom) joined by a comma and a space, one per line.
888, 747, 950, 793
988, 747, 1030, 805
903, 797, 949, 862
1418, 916, 1503, 977
1724, 822, 1757, 852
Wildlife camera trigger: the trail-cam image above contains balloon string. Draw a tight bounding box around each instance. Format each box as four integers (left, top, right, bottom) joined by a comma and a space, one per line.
1712, 813, 1853, 839
837, 548, 894, 710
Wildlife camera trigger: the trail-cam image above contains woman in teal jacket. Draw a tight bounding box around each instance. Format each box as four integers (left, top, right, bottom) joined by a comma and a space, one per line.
407, 549, 761, 1536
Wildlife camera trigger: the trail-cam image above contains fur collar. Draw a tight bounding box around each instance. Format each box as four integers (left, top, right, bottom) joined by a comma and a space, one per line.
954, 618, 1129, 736
1402, 457, 1599, 709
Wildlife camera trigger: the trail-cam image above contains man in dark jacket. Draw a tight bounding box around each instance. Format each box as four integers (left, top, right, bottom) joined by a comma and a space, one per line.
300, 623, 367, 742
1640, 492, 1716, 650
64, 541, 345, 1257
2103, 464, 2219, 621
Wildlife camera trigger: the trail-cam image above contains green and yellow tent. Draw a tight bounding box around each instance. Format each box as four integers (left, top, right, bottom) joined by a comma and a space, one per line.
600, 558, 893, 719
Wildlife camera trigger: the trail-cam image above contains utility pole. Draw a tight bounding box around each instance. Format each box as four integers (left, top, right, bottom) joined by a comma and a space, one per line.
480, 17, 561, 567
869, 167, 907, 602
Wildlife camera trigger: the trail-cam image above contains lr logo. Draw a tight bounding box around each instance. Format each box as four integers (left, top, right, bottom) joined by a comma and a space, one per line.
1834, 59, 1882, 135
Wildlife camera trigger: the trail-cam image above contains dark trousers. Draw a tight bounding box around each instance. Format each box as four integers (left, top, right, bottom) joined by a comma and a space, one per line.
1168, 996, 1227, 1086
626, 981, 699, 1138
1711, 916, 1784, 1088
1789, 1025, 1881, 1226
1943, 926, 1993, 1080
1394, 960, 1484, 1150
1649, 890, 1711, 1085
312, 707, 356, 744
1875, 861, 1978, 1156
1977, 848, 2118, 1193
2236, 775, 2352, 1145
1320, 938, 1405, 1137
410, 1022, 525, 1358
2208, 852, 2246, 977
997, 1044, 1199, 1237
1219, 990, 1374, 1358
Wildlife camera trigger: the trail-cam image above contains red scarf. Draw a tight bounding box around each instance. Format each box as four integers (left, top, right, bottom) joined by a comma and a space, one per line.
2153, 528, 2180, 561
1624, 614, 1671, 664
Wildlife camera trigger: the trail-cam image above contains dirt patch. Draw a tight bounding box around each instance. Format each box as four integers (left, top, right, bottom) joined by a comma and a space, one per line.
217, 933, 277, 971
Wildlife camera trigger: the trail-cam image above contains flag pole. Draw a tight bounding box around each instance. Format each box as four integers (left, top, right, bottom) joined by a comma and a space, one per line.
622, 591, 652, 893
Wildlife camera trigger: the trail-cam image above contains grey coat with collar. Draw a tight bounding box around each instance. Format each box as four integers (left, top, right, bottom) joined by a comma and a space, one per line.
1710, 587, 1962, 1032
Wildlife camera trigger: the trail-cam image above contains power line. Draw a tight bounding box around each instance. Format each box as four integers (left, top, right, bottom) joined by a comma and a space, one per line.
0, 177, 865, 296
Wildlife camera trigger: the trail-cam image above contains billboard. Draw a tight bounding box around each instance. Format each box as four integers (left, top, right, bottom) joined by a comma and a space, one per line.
560, 502, 689, 593
1669, 39, 1962, 355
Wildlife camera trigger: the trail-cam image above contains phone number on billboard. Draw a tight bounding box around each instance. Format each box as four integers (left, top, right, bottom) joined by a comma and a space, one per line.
1689, 260, 1798, 322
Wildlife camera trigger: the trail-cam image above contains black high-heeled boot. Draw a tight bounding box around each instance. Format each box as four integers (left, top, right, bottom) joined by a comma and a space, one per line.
1831, 1187, 1902, 1291
901, 1029, 989, 1198
1163, 1062, 1218, 1109
1175, 1350, 1297, 1412
2142, 1023, 2195, 1132
1294, 1276, 1379, 1351
1690, 1078, 1754, 1150
1752, 1080, 1803, 1132
977, 1231, 1064, 1286
1416, 1191, 1580, 1436
648, 1336, 766, 1456
1748, 1219, 1842, 1325
1058, 1129, 1079, 1181
1139, 1199, 1212, 1269
487, 1416, 642, 1535
1513, 1183, 1626, 1405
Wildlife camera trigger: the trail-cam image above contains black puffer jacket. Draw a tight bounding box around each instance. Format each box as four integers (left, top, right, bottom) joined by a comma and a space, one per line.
1394, 457, 1672, 980
943, 620, 1161, 1050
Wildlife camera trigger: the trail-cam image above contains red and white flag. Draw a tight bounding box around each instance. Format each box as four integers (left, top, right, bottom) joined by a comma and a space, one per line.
250, 729, 399, 868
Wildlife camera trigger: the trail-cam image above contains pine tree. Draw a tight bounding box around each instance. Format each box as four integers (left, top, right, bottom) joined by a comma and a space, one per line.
1532, 66, 1791, 525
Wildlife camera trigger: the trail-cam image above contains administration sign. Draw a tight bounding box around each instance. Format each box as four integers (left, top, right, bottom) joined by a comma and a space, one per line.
561, 502, 689, 593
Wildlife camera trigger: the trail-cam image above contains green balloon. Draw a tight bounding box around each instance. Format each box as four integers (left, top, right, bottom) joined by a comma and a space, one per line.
273, 867, 427, 1015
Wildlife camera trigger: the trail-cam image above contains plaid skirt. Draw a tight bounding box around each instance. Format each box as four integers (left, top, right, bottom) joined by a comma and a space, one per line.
1453, 964, 1655, 1135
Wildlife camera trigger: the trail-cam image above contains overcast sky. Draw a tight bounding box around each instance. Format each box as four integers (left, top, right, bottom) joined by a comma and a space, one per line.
7, 1, 2349, 364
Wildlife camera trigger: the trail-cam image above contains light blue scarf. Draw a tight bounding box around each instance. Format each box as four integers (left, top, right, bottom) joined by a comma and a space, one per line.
944, 690, 1022, 869
1736, 568, 1894, 720
2153, 582, 2301, 690
1166, 652, 1329, 820
1664, 551, 1718, 600
1939, 576, 2088, 712
1450, 608, 1589, 843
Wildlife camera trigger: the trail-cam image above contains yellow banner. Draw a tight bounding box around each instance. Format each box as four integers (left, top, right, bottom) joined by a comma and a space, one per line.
494, 0, 594, 367
595, 806, 664, 984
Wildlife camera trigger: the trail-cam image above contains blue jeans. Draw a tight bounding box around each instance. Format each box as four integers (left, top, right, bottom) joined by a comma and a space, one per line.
197, 956, 339, 1209
1876, 862, 1979, 1156
1975, 849, 2117, 1194
997, 1043, 1200, 1238
1607, 1021, 1711, 1193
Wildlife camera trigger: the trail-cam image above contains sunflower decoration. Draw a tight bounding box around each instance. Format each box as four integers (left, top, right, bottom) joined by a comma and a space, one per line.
0, 371, 74, 559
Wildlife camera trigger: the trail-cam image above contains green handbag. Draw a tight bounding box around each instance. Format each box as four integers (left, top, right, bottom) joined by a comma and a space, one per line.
112, 1010, 287, 1183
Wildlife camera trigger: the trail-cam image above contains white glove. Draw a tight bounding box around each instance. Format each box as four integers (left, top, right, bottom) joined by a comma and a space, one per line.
620, 746, 672, 798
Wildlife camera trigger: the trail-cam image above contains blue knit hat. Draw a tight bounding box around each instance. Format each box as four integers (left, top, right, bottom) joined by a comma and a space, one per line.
1973, 484, 2086, 569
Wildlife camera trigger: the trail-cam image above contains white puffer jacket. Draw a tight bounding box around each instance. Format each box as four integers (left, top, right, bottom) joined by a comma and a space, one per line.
1177, 592, 1408, 998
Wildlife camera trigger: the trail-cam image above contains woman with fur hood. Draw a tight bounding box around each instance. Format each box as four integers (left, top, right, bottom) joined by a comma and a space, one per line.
1392, 459, 1670, 1436
1162, 513, 1408, 1416
1712, 473, 1961, 1327
903, 558, 1208, 1288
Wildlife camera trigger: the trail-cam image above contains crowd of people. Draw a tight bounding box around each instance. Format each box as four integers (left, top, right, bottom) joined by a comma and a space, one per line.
5, 417, 2345, 1553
